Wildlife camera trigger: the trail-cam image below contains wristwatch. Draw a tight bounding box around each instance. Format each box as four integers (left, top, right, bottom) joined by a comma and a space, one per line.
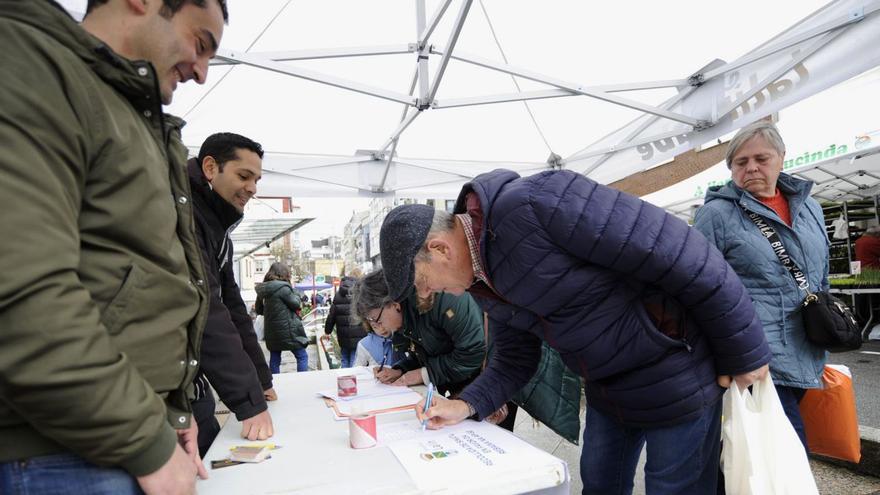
464, 400, 478, 420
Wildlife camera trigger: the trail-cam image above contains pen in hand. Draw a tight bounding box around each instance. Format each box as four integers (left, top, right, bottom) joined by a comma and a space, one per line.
421, 383, 434, 432
378, 354, 387, 373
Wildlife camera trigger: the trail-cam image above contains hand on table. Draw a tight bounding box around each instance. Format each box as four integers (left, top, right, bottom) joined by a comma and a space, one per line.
136, 444, 198, 495
717, 363, 770, 391
391, 369, 423, 387
264, 387, 278, 401
374, 367, 402, 384
241, 410, 274, 441
415, 395, 471, 430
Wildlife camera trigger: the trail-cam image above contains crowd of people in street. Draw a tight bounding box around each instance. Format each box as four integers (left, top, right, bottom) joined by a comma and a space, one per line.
0, 0, 856, 494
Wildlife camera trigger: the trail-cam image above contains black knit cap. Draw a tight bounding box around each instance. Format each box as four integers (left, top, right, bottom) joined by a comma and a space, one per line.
380, 204, 434, 302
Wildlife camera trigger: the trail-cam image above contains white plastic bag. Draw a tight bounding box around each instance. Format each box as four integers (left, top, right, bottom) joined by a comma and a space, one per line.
721, 375, 818, 495
832, 214, 849, 240
253, 315, 265, 341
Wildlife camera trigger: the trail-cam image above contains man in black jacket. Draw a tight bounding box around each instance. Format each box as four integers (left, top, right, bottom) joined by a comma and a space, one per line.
324, 275, 366, 367
188, 133, 276, 457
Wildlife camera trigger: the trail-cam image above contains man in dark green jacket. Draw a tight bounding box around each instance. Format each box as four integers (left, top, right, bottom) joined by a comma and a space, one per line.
0, 0, 226, 494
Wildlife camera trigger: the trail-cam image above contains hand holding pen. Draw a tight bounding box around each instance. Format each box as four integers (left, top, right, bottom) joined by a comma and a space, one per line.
420, 383, 434, 431
415, 395, 472, 430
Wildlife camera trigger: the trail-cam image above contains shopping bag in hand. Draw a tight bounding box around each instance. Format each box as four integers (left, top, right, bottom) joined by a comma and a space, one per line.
721, 375, 818, 495
800, 364, 861, 463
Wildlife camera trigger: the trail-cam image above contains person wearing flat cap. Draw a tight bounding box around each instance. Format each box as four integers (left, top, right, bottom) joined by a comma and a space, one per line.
379, 169, 772, 494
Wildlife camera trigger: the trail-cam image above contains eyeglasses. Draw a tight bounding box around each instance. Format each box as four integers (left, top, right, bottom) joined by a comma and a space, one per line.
365, 304, 387, 327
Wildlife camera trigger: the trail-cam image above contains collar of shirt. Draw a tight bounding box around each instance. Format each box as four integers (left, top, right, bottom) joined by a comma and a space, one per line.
455, 213, 492, 288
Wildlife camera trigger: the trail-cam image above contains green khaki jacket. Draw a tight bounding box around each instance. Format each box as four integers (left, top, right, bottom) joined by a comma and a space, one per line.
395, 292, 486, 395
0, 0, 208, 476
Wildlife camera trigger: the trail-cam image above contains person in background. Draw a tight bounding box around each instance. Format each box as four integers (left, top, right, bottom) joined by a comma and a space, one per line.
256, 263, 310, 373
353, 330, 404, 368
324, 274, 366, 367
855, 226, 880, 270
187, 132, 276, 457
379, 167, 770, 493
0, 0, 227, 493
695, 120, 828, 450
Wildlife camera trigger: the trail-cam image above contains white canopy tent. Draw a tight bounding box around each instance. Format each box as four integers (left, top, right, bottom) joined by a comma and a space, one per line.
61, 0, 880, 198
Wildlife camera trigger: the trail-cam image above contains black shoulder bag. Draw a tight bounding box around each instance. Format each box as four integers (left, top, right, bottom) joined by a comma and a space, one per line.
740, 205, 862, 352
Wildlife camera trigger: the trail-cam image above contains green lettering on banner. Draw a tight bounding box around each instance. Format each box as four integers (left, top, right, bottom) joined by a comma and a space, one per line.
783, 143, 848, 170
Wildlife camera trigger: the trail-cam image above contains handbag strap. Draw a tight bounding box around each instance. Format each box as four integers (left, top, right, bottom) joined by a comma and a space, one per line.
738, 203, 811, 294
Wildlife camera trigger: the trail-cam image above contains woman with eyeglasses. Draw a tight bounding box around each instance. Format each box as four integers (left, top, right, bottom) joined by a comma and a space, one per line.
352, 269, 485, 397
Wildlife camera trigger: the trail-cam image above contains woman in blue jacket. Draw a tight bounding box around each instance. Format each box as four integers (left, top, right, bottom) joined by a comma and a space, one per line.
694, 121, 828, 449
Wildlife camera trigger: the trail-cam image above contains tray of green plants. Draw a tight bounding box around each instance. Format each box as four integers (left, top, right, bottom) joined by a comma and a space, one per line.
829, 270, 880, 288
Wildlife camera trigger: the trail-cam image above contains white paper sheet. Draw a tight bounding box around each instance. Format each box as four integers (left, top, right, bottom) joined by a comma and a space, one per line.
387, 420, 567, 493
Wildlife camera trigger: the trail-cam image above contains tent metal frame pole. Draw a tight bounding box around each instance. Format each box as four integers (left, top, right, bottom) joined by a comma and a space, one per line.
419, 0, 454, 46
426, 0, 474, 106
379, 109, 423, 153
261, 158, 380, 173
264, 168, 367, 191
209, 44, 415, 65
439, 48, 701, 127
565, 87, 699, 173
432, 77, 689, 108
215, 50, 417, 106
416, 0, 431, 104
434, 89, 574, 108
379, 67, 422, 192
702, 2, 879, 81
713, 31, 840, 120
565, 60, 722, 171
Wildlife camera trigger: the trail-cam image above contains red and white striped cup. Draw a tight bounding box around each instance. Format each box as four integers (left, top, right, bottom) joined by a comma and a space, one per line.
349, 413, 377, 449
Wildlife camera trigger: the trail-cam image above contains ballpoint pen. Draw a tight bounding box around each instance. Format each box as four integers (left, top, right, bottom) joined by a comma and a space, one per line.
378, 354, 387, 373
421, 383, 434, 431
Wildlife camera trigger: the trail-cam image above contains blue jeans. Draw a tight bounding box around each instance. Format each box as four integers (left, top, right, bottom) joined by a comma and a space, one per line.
0, 453, 142, 494
340, 347, 357, 368
776, 385, 808, 451
270, 348, 309, 373
581, 399, 722, 495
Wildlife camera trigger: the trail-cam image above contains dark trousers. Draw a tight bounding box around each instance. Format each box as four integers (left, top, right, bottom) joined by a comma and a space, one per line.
192, 393, 222, 458
776, 384, 808, 450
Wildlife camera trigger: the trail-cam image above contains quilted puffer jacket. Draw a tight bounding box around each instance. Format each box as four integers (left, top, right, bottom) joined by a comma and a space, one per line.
455, 169, 771, 427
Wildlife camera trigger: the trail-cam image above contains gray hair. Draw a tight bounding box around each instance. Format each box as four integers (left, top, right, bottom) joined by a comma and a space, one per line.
414, 209, 456, 263
352, 269, 392, 322
725, 121, 786, 168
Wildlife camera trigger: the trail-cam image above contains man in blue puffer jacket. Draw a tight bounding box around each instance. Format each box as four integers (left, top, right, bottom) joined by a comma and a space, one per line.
379, 169, 772, 494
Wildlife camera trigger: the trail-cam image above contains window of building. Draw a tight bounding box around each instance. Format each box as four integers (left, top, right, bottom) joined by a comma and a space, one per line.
445, 199, 456, 212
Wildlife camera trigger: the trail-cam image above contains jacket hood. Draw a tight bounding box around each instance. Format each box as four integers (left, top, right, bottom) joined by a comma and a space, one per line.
256, 280, 292, 298
452, 169, 521, 267
1, 0, 168, 122
704, 173, 814, 205
187, 158, 243, 231
336, 276, 357, 298
454, 169, 521, 215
